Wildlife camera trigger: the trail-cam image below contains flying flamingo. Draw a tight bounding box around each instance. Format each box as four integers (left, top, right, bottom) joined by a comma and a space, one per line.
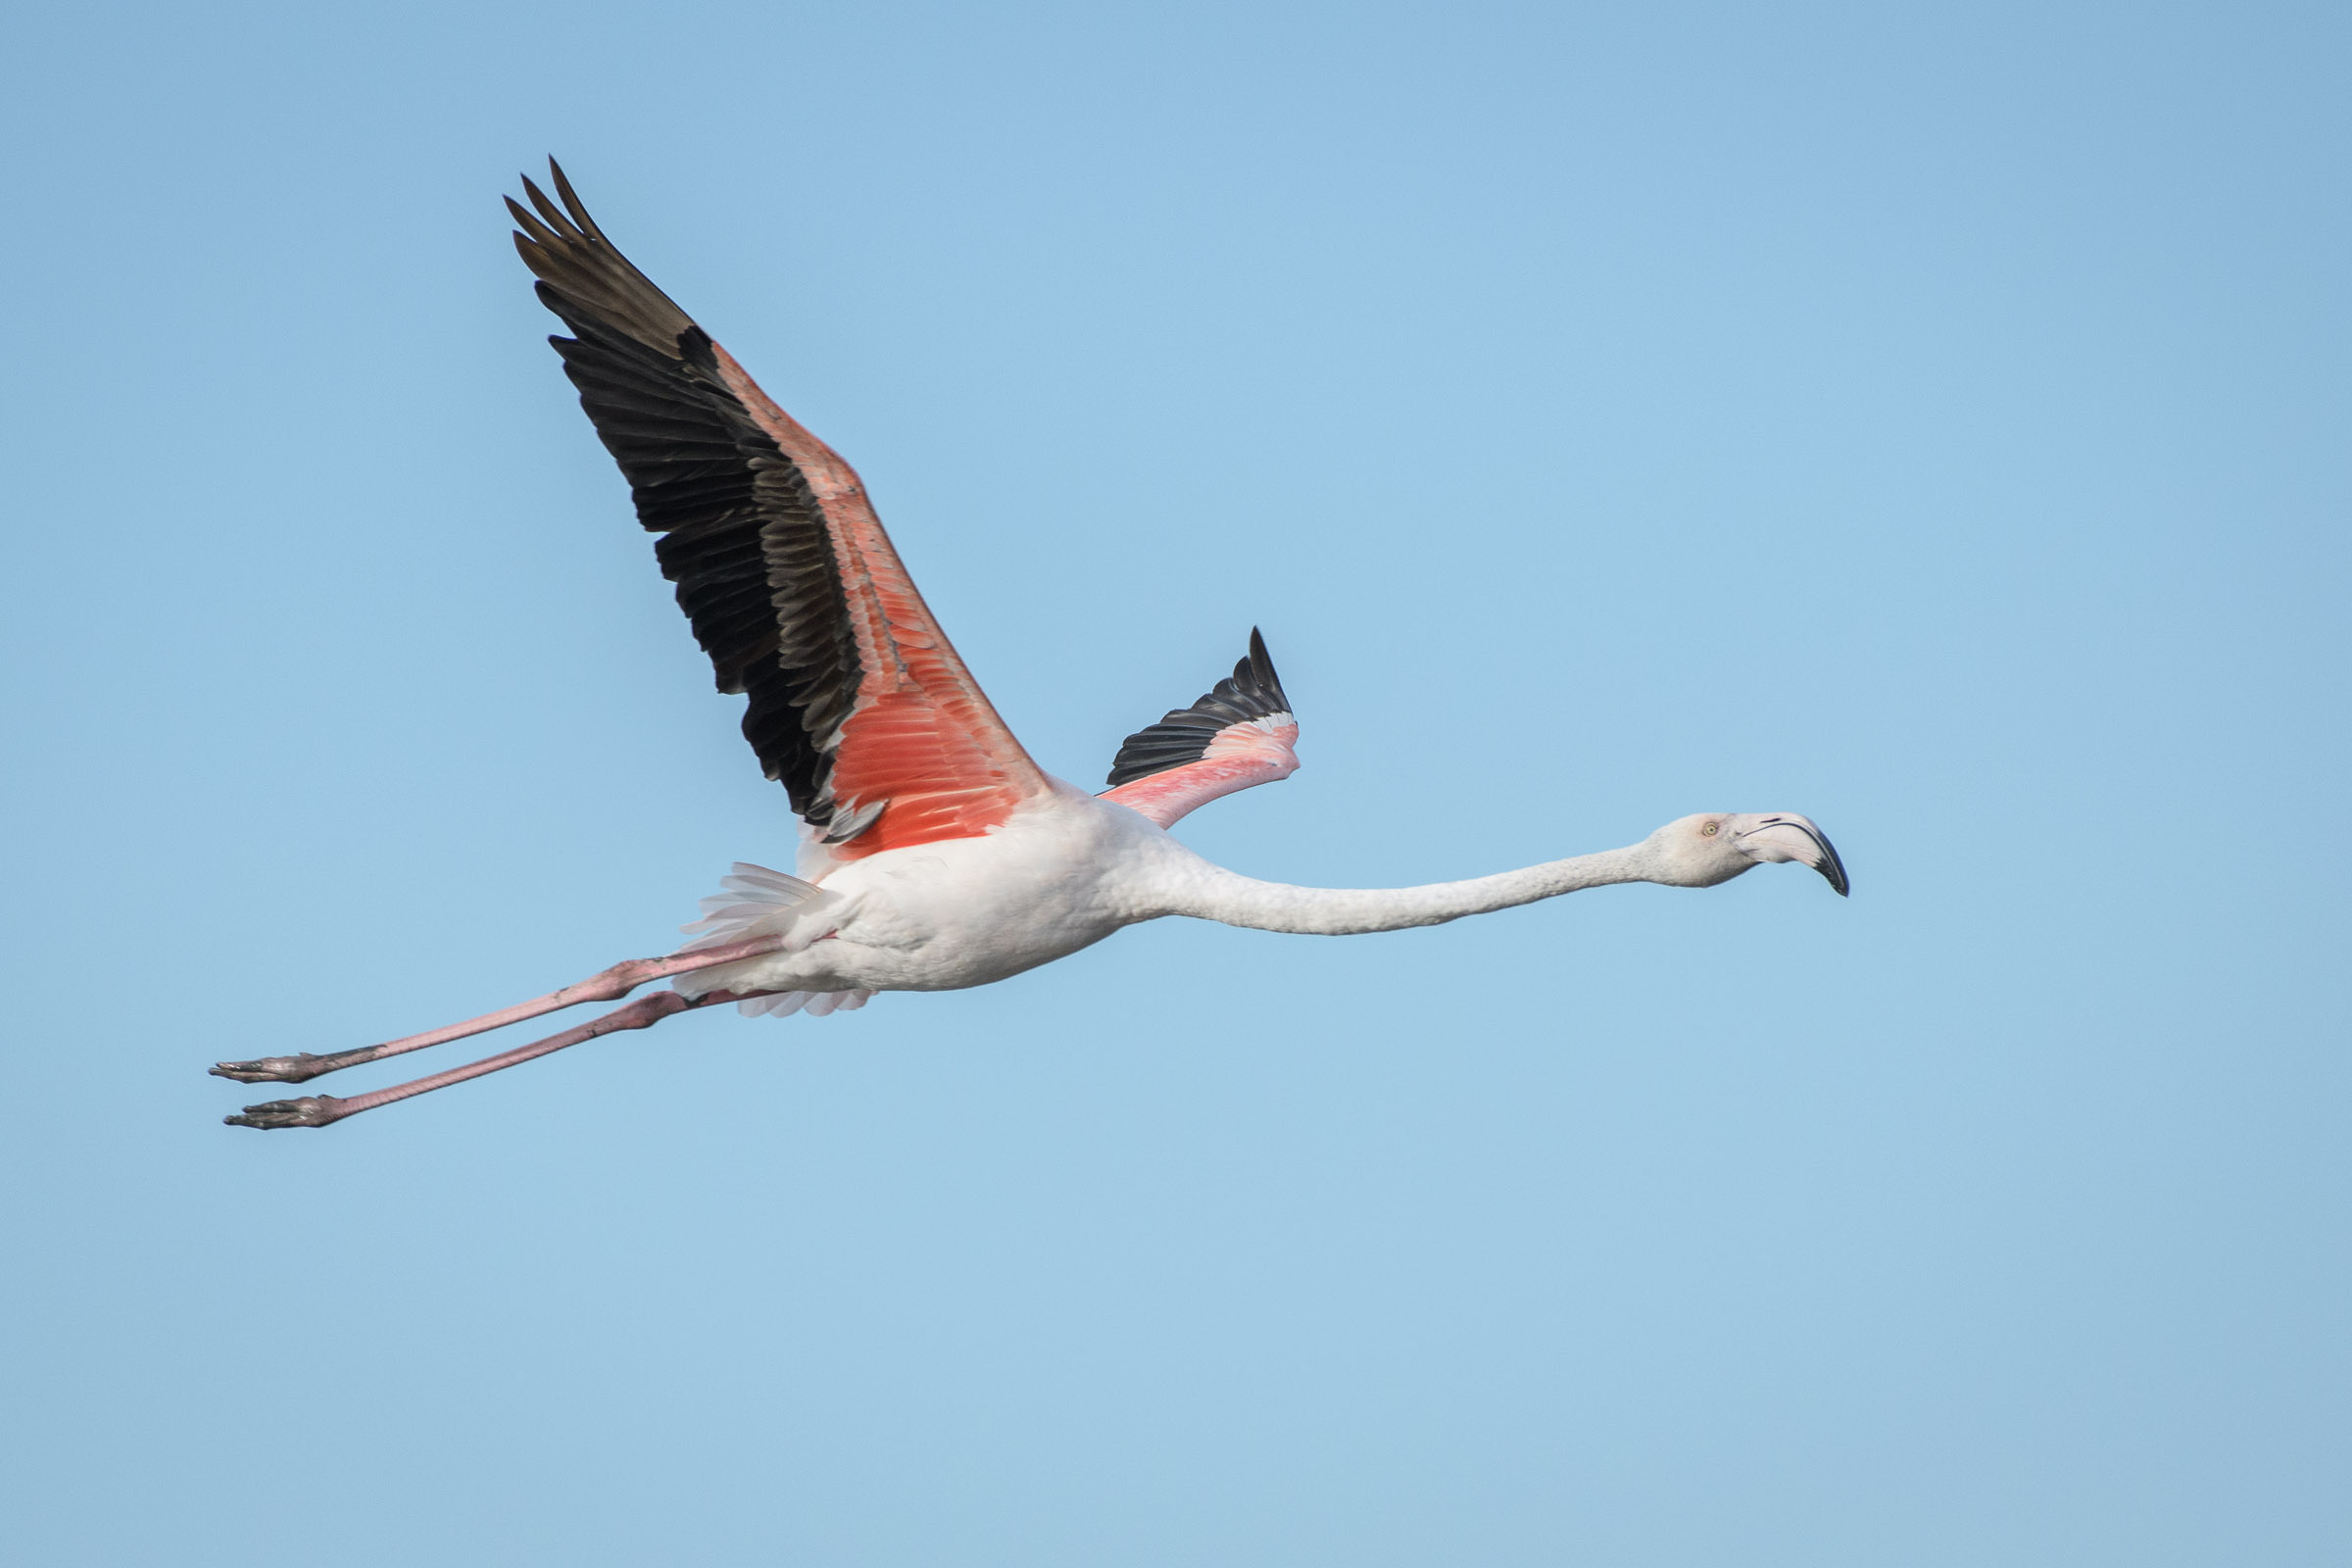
215, 163, 1848, 1130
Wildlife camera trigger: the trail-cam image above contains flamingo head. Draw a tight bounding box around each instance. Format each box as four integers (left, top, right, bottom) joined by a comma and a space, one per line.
1643, 812, 1849, 896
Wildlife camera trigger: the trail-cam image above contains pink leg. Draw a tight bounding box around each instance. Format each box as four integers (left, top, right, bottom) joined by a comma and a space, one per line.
209, 934, 788, 1085
224, 988, 769, 1130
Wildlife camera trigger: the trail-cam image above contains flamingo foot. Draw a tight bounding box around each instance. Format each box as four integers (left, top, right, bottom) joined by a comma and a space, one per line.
224, 1096, 350, 1130
211, 1050, 373, 1085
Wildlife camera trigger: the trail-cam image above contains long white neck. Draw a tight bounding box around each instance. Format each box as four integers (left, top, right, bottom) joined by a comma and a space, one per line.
1160, 843, 1662, 936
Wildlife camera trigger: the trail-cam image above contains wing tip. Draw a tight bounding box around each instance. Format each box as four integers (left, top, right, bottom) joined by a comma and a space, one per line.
1105, 628, 1298, 788
1242, 625, 1286, 705
506, 159, 698, 357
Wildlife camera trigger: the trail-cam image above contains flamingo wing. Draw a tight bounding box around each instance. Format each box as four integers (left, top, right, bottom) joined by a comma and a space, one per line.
1100, 629, 1299, 828
509, 164, 1048, 858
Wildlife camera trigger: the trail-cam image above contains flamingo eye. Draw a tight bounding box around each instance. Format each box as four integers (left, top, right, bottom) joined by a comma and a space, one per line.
1700, 822, 1719, 837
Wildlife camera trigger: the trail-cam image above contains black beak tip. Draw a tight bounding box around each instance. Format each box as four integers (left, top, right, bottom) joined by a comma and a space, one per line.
1800, 824, 1850, 898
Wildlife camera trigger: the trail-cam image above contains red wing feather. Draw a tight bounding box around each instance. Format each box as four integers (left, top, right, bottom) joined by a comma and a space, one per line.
705, 347, 1046, 852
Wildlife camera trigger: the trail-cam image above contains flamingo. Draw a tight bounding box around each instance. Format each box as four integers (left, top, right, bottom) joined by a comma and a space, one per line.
215, 163, 1848, 1131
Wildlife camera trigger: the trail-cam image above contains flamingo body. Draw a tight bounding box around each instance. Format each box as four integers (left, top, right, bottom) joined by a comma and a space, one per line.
691, 785, 1176, 1001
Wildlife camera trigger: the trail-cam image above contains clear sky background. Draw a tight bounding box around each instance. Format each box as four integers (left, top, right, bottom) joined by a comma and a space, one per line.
3, 2, 2345, 1563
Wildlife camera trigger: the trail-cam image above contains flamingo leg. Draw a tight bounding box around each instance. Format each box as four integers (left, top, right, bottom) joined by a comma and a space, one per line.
224, 988, 766, 1130
209, 934, 788, 1085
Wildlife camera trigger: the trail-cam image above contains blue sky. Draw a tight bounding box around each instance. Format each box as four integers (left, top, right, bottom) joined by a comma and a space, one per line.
3, 1, 2346, 1562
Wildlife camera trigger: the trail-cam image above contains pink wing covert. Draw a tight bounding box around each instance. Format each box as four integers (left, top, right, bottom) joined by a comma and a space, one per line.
704, 346, 1048, 853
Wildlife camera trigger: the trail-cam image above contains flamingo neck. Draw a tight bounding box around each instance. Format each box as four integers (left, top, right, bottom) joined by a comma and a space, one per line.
1164, 843, 1661, 936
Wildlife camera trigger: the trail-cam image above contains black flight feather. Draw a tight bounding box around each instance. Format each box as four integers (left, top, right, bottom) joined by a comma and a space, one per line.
509, 161, 866, 834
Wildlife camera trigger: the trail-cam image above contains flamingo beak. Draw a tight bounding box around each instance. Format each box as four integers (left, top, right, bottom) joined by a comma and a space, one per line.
1737, 816, 1849, 897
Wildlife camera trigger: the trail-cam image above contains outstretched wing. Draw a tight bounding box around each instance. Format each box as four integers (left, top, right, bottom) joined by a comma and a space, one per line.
1100, 629, 1299, 828
509, 163, 1048, 858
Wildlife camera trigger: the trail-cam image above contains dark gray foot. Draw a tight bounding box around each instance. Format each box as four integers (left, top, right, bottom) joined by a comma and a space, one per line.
211, 1049, 373, 1085
224, 1096, 349, 1130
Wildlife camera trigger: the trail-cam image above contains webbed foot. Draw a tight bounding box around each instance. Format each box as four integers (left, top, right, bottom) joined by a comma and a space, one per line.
210, 1052, 365, 1085
223, 1096, 349, 1130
